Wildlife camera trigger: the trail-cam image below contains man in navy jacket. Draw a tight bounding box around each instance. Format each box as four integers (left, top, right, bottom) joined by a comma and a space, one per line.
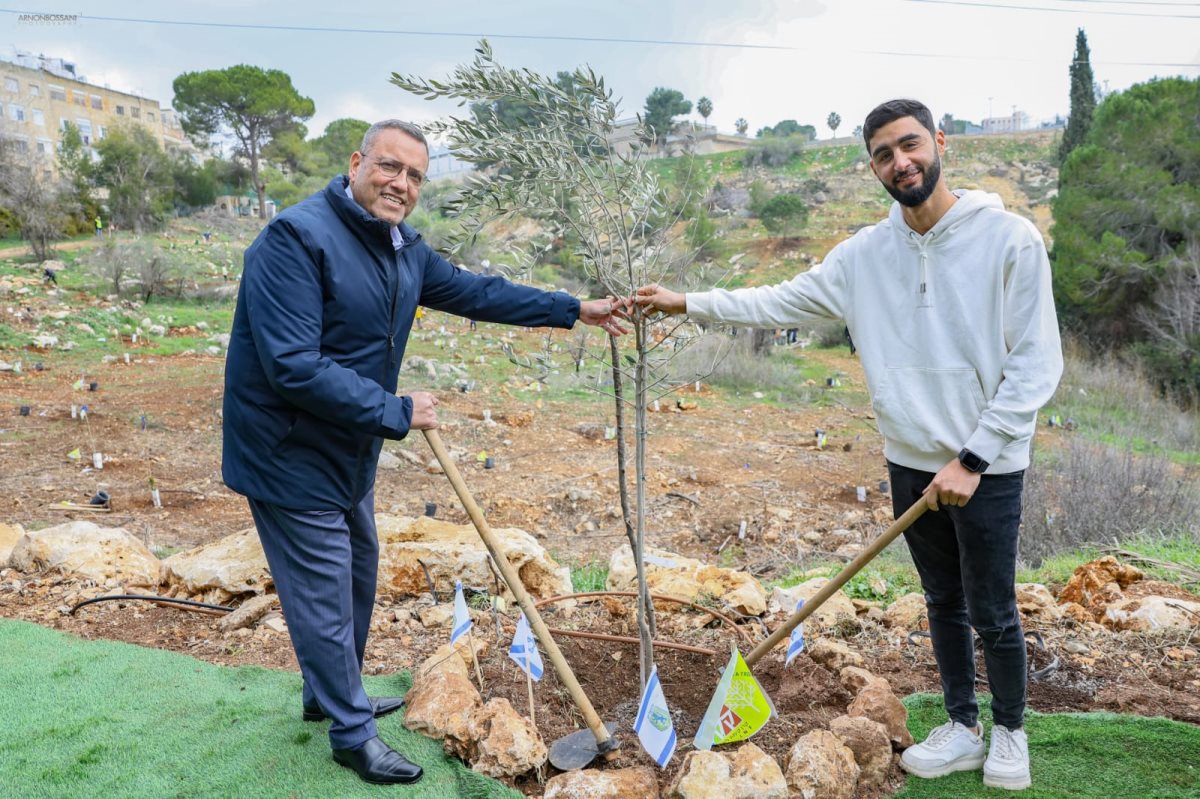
223, 120, 624, 785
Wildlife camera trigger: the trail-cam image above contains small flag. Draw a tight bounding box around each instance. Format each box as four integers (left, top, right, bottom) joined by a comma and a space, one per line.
693, 644, 775, 750
786, 599, 806, 666
633, 666, 676, 768
508, 612, 544, 680
450, 580, 472, 644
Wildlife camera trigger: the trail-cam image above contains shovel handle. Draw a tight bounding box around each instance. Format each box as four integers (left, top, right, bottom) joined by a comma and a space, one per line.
745, 495, 929, 667
422, 429, 616, 753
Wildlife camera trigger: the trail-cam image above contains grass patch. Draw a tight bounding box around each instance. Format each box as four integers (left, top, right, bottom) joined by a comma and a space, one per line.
1018, 533, 1200, 589
568, 560, 610, 593
768, 543, 921, 607
897, 692, 1200, 798
0, 619, 519, 799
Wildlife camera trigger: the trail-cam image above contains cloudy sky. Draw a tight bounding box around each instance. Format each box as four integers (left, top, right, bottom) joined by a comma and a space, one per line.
6, 1, 1198, 142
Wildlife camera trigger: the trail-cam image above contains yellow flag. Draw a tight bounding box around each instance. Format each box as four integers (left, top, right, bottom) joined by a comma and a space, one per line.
694, 645, 775, 750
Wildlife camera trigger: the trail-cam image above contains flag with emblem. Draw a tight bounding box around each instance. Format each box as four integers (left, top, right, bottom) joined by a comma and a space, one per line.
508, 611, 544, 680
786, 598, 806, 666
450, 580, 472, 645
693, 644, 775, 750
633, 666, 676, 767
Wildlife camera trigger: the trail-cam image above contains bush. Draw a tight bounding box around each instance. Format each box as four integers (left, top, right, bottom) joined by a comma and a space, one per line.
1021, 438, 1200, 565
667, 329, 803, 394
743, 135, 808, 169
759, 194, 809, 237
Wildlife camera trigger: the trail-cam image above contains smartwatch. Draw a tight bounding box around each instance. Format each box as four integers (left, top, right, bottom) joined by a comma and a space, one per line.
958, 448, 989, 474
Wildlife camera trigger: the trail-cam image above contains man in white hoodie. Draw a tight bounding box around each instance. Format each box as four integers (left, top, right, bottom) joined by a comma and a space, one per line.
634, 99, 1062, 791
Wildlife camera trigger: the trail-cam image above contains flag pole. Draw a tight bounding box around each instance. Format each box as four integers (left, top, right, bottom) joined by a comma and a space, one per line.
468, 626, 486, 692
525, 649, 537, 726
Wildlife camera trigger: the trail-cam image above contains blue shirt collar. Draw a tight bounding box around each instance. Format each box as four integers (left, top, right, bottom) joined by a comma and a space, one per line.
345, 184, 404, 250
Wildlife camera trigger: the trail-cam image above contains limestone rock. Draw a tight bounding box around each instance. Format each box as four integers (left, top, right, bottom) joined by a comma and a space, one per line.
607, 544, 767, 615
667, 751, 731, 799
1016, 582, 1062, 622
377, 450, 402, 470
9, 521, 160, 585
808, 639, 865, 672
375, 515, 571, 599
162, 527, 270, 599
544, 766, 660, 799
1103, 595, 1200, 632
829, 714, 893, 789
403, 670, 482, 747
1059, 556, 1143, 612
217, 593, 277, 632
769, 580, 857, 629
728, 743, 788, 799
848, 681, 913, 748
883, 592, 927, 631
839, 666, 889, 696
784, 729, 860, 799
418, 603, 456, 629
0, 523, 24, 566
414, 638, 489, 682
464, 698, 547, 778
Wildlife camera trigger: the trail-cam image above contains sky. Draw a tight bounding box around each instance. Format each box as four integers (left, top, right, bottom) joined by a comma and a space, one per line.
4, 0, 1198, 144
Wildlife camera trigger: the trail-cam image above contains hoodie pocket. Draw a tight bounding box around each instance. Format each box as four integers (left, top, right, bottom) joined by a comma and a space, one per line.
872, 367, 986, 455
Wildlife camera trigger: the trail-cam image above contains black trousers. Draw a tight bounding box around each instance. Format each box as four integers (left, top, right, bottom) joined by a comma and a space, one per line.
889, 461, 1027, 730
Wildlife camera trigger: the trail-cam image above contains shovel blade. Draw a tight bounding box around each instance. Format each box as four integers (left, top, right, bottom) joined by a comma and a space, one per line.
548, 722, 619, 771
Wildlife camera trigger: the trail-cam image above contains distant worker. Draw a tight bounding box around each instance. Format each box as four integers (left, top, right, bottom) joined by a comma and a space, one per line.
94, 215, 103, 238
42, 267, 57, 286
635, 98, 1063, 793
222, 119, 627, 786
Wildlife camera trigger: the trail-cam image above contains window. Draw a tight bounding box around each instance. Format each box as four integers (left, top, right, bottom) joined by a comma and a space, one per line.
32, 109, 44, 126
76, 118, 92, 145
60, 118, 71, 132
11, 137, 28, 153
147, 111, 155, 122
49, 85, 66, 101
4, 77, 18, 93
115, 104, 124, 115
36, 138, 52, 155
96, 125, 106, 141
9, 104, 24, 122
90, 95, 102, 110
28, 83, 39, 97
130, 106, 140, 119
73, 91, 87, 107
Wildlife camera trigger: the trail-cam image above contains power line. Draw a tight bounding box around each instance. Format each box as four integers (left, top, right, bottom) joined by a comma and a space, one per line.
905, 0, 1200, 18
1, 8, 1196, 67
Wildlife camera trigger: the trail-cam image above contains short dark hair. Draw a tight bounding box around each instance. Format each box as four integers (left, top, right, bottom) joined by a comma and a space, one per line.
863, 99, 937, 153
361, 120, 429, 156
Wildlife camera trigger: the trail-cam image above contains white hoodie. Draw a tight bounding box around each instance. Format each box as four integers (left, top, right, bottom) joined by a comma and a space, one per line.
686, 190, 1063, 475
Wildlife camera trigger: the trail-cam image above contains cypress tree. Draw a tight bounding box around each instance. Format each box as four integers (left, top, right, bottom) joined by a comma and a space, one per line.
1058, 28, 1096, 164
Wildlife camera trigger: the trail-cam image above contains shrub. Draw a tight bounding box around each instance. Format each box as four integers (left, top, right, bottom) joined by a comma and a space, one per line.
759, 194, 809, 237
667, 329, 802, 394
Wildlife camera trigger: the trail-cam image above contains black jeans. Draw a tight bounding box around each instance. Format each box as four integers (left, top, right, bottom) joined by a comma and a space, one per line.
889, 461, 1027, 730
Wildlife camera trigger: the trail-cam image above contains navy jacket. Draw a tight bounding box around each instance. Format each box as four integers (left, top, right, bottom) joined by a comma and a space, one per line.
222, 176, 580, 510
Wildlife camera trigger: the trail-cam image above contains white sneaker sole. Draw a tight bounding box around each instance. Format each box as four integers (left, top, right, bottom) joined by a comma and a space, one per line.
984, 770, 1032, 790
899, 751, 985, 779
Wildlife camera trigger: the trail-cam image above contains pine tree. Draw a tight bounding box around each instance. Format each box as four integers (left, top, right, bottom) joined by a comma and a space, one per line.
1059, 28, 1095, 164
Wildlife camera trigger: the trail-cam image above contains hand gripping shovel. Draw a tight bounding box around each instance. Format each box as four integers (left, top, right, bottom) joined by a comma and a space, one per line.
423, 429, 619, 769
745, 495, 929, 667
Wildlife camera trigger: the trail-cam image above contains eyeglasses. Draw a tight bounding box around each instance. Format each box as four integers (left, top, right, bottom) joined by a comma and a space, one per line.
369, 157, 427, 188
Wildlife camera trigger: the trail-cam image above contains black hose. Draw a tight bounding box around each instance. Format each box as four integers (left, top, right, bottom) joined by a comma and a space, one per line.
69, 593, 234, 615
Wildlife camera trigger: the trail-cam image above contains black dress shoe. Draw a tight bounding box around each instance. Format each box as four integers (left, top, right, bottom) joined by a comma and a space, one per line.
303, 696, 406, 722
332, 736, 423, 785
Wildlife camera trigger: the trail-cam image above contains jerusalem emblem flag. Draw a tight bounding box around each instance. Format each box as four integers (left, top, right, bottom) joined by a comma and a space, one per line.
693, 644, 776, 750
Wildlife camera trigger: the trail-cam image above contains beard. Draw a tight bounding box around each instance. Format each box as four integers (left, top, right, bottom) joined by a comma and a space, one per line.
884, 153, 942, 208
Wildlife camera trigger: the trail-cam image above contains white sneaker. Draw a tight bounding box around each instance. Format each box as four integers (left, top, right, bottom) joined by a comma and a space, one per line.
900, 720, 985, 778
984, 725, 1031, 790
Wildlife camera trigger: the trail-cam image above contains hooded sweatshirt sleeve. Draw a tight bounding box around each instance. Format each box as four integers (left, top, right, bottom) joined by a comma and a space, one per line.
243, 219, 412, 438
686, 248, 850, 326
962, 223, 1063, 464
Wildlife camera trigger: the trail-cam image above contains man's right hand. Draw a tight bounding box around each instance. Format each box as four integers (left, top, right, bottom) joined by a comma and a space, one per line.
408, 391, 439, 430
633, 284, 687, 315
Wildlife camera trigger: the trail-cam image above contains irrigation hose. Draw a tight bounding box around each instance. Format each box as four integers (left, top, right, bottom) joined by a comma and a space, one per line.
69, 593, 234, 616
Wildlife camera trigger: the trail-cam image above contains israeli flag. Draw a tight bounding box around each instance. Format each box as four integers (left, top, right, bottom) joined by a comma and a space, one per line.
508, 612, 544, 680
786, 598, 806, 666
451, 580, 472, 644
633, 666, 676, 768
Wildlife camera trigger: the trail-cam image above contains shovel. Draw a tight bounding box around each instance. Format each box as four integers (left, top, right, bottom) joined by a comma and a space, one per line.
422, 429, 619, 770
745, 495, 929, 667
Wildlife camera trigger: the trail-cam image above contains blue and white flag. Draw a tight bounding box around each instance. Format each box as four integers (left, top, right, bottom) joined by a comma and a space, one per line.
786, 598, 806, 666
508, 612, 544, 680
451, 580, 472, 645
634, 666, 677, 768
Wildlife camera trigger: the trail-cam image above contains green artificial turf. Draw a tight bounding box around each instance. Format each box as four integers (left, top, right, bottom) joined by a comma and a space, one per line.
0, 620, 519, 799
895, 693, 1200, 798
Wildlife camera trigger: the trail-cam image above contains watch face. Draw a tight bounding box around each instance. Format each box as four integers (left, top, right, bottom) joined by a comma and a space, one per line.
960, 449, 985, 472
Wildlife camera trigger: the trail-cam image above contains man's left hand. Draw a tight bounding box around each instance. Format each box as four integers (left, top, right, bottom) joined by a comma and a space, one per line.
579, 296, 631, 336
923, 458, 982, 511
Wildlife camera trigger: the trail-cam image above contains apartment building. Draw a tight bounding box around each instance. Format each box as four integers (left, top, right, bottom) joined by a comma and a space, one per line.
1, 51, 190, 172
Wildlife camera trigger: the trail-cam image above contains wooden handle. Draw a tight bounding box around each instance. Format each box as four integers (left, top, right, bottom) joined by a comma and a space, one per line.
745, 496, 928, 667
423, 429, 615, 752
